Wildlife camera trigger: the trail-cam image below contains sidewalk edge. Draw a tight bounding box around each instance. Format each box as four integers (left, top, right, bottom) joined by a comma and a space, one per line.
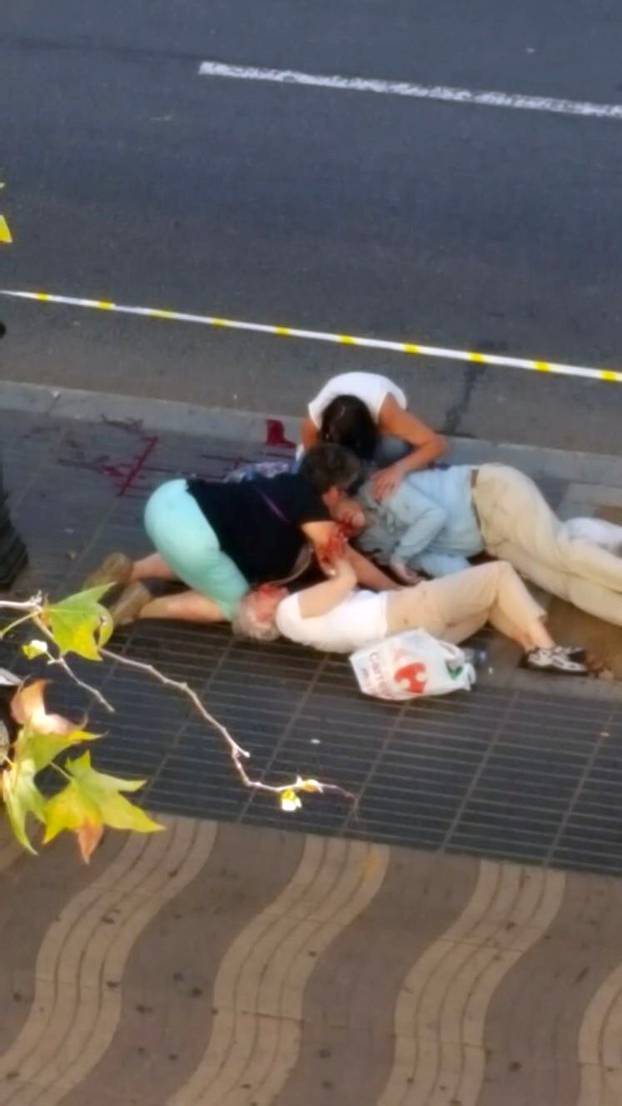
1, 378, 620, 484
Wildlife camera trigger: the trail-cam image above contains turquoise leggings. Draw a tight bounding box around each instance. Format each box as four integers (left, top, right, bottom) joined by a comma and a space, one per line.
143, 479, 249, 619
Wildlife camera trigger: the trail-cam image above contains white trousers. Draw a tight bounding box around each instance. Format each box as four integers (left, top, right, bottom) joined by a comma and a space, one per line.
386, 561, 545, 646
473, 464, 622, 626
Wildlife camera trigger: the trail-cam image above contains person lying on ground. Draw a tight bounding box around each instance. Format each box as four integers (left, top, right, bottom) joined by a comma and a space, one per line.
335, 462, 622, 627
234, 558, 588, 675
99, 551, 588, 675
85, 443, 397, 627
300, 371, 446, 499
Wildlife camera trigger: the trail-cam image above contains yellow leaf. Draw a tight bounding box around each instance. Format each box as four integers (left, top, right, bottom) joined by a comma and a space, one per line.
42, 585, 114, 661
43, 781, 100, 843
44, 751, 163, 841
279, 788, 302, 813
2, 706, 98, 853
18, 727, 97, 774
2, 756, 46, 853
296, 776, 323, 794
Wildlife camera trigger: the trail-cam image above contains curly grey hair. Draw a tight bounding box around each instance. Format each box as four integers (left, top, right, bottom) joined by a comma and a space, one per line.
231, 594, 281, 643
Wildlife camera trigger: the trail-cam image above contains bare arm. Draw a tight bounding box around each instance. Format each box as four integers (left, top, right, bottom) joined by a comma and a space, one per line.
297, 559, 358, 618
302, 520, 398, 591
373, 395, 447, 498
345, 545, 399, 590
301, 416, 320, 451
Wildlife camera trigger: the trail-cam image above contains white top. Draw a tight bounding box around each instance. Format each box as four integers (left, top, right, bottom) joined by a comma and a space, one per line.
276, 589, 389, 653
307, 372, 407, 429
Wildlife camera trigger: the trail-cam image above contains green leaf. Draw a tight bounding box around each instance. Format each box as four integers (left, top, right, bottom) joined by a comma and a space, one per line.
2, 756, 46, 854
1, 722, 96, 853
43, 751, 163, 845
16, 726, 97, 774
42, 586, 114, 660
43, 781, 100, 841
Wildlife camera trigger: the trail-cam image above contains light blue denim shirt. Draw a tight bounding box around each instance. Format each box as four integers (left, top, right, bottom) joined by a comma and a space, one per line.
355, 465, 484, 576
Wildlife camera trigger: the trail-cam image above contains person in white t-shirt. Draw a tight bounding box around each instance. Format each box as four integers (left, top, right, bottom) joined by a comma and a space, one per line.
234, 557, 589, 676
301, 372, 446, 500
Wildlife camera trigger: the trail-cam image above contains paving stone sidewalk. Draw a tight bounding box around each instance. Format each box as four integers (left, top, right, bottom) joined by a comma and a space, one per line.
0, 395, 622, 1105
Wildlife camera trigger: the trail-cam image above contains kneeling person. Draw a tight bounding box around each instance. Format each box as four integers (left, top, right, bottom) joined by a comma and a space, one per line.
85, 444, 396, 628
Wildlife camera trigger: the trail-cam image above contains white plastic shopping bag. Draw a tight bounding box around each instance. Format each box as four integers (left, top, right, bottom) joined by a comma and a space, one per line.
349, 629, 476, 702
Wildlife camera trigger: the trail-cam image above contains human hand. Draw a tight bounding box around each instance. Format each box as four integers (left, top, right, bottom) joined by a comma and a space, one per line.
316, 527, 348, 576
332, 498, 366, 538
371, 462, 406, 501
389, 558, 422, 586
332, 557, 357, 586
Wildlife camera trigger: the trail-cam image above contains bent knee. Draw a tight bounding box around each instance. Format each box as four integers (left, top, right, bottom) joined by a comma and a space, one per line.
488, 559, 520, 586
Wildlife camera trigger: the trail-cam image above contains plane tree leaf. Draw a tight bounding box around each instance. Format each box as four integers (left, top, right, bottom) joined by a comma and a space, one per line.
41, 586, 114, 661
43, 751, 163, 856
1, 753, 46, 854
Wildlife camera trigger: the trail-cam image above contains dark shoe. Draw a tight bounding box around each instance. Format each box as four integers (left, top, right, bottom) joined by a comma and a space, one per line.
523, 646, 588, 676
84, 552, 133, 590
109, 582, 151, 627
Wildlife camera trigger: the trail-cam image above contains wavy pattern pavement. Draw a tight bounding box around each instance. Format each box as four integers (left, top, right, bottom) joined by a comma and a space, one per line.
168, 834, 389, 1106
578, 961, 622, 1106
377, 860, 566, 1106
3, 818, 622, 1105
0, 817, 216, 1106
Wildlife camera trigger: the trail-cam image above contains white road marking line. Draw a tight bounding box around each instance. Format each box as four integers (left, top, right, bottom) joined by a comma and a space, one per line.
3, 288, 622, 385
198, 60, 622, 121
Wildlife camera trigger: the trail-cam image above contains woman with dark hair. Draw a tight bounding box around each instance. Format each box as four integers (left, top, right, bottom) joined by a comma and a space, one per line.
300, 372, 446, 500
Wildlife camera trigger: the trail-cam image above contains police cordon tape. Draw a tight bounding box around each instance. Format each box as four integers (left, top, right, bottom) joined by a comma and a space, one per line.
2, 288, 621, 385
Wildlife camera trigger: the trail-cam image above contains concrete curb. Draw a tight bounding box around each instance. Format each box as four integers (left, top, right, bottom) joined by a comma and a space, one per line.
2, 377, 621, 485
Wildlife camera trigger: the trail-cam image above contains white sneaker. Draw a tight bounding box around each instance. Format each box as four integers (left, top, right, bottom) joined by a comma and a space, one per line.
524, 646, 588, 676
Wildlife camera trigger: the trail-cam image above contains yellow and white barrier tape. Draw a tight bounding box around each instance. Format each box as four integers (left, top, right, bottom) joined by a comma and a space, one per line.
2, 288, 621, 384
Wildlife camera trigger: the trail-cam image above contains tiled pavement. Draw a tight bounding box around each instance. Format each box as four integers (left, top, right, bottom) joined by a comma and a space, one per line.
3, 819, 622, 1106
1, 400, 622, 1104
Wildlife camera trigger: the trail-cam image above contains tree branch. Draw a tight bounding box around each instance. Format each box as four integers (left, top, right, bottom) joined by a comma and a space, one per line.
0, 590, 356, 814
33, 618, 115, 715
101, 647, 356, 806
0, 594, 44, 611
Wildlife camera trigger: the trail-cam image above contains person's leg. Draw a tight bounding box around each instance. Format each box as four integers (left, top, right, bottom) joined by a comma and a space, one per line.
484, 561, 553, 649
131, 553, 179, 581
490, 542, 622, 626
426, 561, 550, 649
386, 563, 504, 641
143, 479, 249, 618
138, 590, 225, 623
475, 464, 622, 594
386, 561, 587, 673
387, 560, 553, 647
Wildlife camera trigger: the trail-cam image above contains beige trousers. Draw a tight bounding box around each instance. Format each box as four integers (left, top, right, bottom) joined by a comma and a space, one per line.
386, 561, 545, 646
472, 464, 622, 626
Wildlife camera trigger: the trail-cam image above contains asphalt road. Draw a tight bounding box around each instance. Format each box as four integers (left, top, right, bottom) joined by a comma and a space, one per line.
1, 0, 622, 450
